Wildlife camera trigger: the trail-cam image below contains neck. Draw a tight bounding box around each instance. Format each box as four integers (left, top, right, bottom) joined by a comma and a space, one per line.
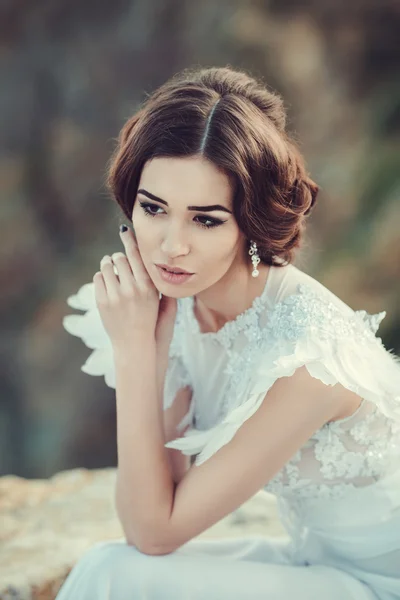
193, 263, 271, 334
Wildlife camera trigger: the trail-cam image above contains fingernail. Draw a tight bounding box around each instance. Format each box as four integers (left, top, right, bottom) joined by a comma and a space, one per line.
119, 224, 128, 234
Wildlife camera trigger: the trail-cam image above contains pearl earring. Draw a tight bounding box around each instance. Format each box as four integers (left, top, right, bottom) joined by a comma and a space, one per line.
249, 240, 260, 277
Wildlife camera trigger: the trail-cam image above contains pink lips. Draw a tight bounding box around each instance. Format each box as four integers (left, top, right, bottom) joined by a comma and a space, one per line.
156, 263, 193, 274
156, 265, 194, 285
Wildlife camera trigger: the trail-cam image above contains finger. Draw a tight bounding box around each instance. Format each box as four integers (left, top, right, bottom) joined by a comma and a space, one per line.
93, 271, 107, 304
100, 255, 120, 299
111, 252, 135, 289
119, 227, 151, 288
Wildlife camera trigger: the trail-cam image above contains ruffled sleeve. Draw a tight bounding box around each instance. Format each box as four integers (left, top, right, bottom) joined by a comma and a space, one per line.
62, 280, 193, 430
165, 282, 400, 466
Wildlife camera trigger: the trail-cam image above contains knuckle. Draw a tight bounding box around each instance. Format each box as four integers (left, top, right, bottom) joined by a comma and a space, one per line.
100, 255, 111, 268
112, 252, 126, 261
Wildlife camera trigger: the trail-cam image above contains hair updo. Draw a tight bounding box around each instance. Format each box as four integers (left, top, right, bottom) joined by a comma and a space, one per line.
106, 65, 319, 267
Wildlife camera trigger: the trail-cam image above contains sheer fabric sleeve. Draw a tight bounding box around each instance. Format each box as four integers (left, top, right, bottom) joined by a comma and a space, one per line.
165, 283, 400, 465
62, 280, 193, 429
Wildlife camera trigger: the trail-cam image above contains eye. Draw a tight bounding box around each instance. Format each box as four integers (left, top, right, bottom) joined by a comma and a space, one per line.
138, 201, 226, 229
194, 216, 225, 229
139, 201, 164, 216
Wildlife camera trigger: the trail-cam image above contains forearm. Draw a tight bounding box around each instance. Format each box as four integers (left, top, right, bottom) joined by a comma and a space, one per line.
155, 343, 191, 484
114, 339, 175, 551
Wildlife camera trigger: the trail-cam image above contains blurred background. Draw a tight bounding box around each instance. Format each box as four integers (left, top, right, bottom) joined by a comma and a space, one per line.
1, 0, 399, 479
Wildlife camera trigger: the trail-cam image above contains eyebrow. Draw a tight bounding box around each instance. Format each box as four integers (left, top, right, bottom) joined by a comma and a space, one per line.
137, 188, 232, 214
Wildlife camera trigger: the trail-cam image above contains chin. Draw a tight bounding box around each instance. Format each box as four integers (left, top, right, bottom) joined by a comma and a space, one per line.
156, 282, 195, 299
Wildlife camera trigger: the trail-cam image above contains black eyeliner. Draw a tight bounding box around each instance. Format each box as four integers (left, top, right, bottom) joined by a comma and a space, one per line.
138, 201, 226, 229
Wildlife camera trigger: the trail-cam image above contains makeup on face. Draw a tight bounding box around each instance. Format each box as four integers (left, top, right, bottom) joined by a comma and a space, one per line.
155, 264, 195, 285
137, 189, 231, 231
133, 156, 240, 295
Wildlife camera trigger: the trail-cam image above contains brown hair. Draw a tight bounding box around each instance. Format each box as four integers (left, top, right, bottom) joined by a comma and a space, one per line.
106, 65, 319, 267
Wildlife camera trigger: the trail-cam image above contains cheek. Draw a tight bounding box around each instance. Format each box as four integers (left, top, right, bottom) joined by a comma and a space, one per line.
132, 208, 240, 258
215, 225, 241, 253
200, 229, 240, 265
130, 224, 155, 268
132, 212, 155, 245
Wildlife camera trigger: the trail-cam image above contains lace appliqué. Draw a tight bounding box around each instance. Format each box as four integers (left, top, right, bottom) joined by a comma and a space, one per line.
189, 282, 395, 499
188, 293, 267, 349
189, 295, 269, 425
194, 283, 387, 426
265, 407, 400, 502
262, 286, 399, 502
265, 283, 386, 345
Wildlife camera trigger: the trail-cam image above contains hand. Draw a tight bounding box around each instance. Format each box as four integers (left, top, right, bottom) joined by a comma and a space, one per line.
93, 226, 160, 349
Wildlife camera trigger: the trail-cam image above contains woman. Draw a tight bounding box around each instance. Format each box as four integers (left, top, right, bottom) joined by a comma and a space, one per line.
58, 66, 400, 599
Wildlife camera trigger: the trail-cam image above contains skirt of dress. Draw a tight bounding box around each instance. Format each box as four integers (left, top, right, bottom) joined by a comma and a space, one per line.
54, 535, 379, 600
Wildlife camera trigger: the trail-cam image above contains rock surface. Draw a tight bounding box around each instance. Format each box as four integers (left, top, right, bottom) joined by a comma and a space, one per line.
1, 468, 286, 599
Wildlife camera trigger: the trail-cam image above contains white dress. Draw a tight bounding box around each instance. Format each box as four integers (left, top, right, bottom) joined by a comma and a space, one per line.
57, 261, 400, 600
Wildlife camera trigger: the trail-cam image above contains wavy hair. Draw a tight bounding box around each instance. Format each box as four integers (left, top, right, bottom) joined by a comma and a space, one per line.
106, 66, 319, 267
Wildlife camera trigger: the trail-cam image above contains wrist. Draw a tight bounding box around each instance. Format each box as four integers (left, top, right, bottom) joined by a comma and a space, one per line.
112, 337, 156, 363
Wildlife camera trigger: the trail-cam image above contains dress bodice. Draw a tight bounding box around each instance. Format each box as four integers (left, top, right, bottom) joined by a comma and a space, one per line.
63, 259, 400, 594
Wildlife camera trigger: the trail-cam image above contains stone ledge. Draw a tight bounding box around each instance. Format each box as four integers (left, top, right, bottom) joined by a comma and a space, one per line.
0, 468, 285, 599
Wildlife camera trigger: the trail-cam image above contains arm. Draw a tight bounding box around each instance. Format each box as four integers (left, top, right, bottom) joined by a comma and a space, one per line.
116, 366, 190, 543
114, 340, 192, 551
147, 365, 361, 555
86, 230, 193, 553
115, 378, 190, 544
114, 340, 176, 552
163, 386, 192, 484
105, 229, 360, 556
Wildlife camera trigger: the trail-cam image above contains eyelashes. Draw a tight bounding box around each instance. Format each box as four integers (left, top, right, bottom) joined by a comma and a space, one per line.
138, 201, 226, 230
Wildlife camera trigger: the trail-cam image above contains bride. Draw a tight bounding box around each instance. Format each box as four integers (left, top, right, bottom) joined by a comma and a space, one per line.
57, 65, 400, 599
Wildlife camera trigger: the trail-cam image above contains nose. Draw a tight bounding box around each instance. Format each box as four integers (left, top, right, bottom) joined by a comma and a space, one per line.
160, 224, 190, 258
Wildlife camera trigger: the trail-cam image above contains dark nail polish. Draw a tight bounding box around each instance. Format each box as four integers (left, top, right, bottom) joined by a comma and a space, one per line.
119, 224, 128, 233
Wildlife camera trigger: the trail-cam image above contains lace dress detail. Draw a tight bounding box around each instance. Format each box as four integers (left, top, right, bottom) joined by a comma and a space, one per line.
264, 283, 387, 346
184, 282, 391, 428
183, 269, 272, 423
62, 262, 400, 598
167, 282, 400, 468
264, 400, 400, 503
187, 293, 269, 349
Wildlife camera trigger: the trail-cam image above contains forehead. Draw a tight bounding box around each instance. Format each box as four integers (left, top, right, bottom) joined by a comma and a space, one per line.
138, 156, 233, 207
